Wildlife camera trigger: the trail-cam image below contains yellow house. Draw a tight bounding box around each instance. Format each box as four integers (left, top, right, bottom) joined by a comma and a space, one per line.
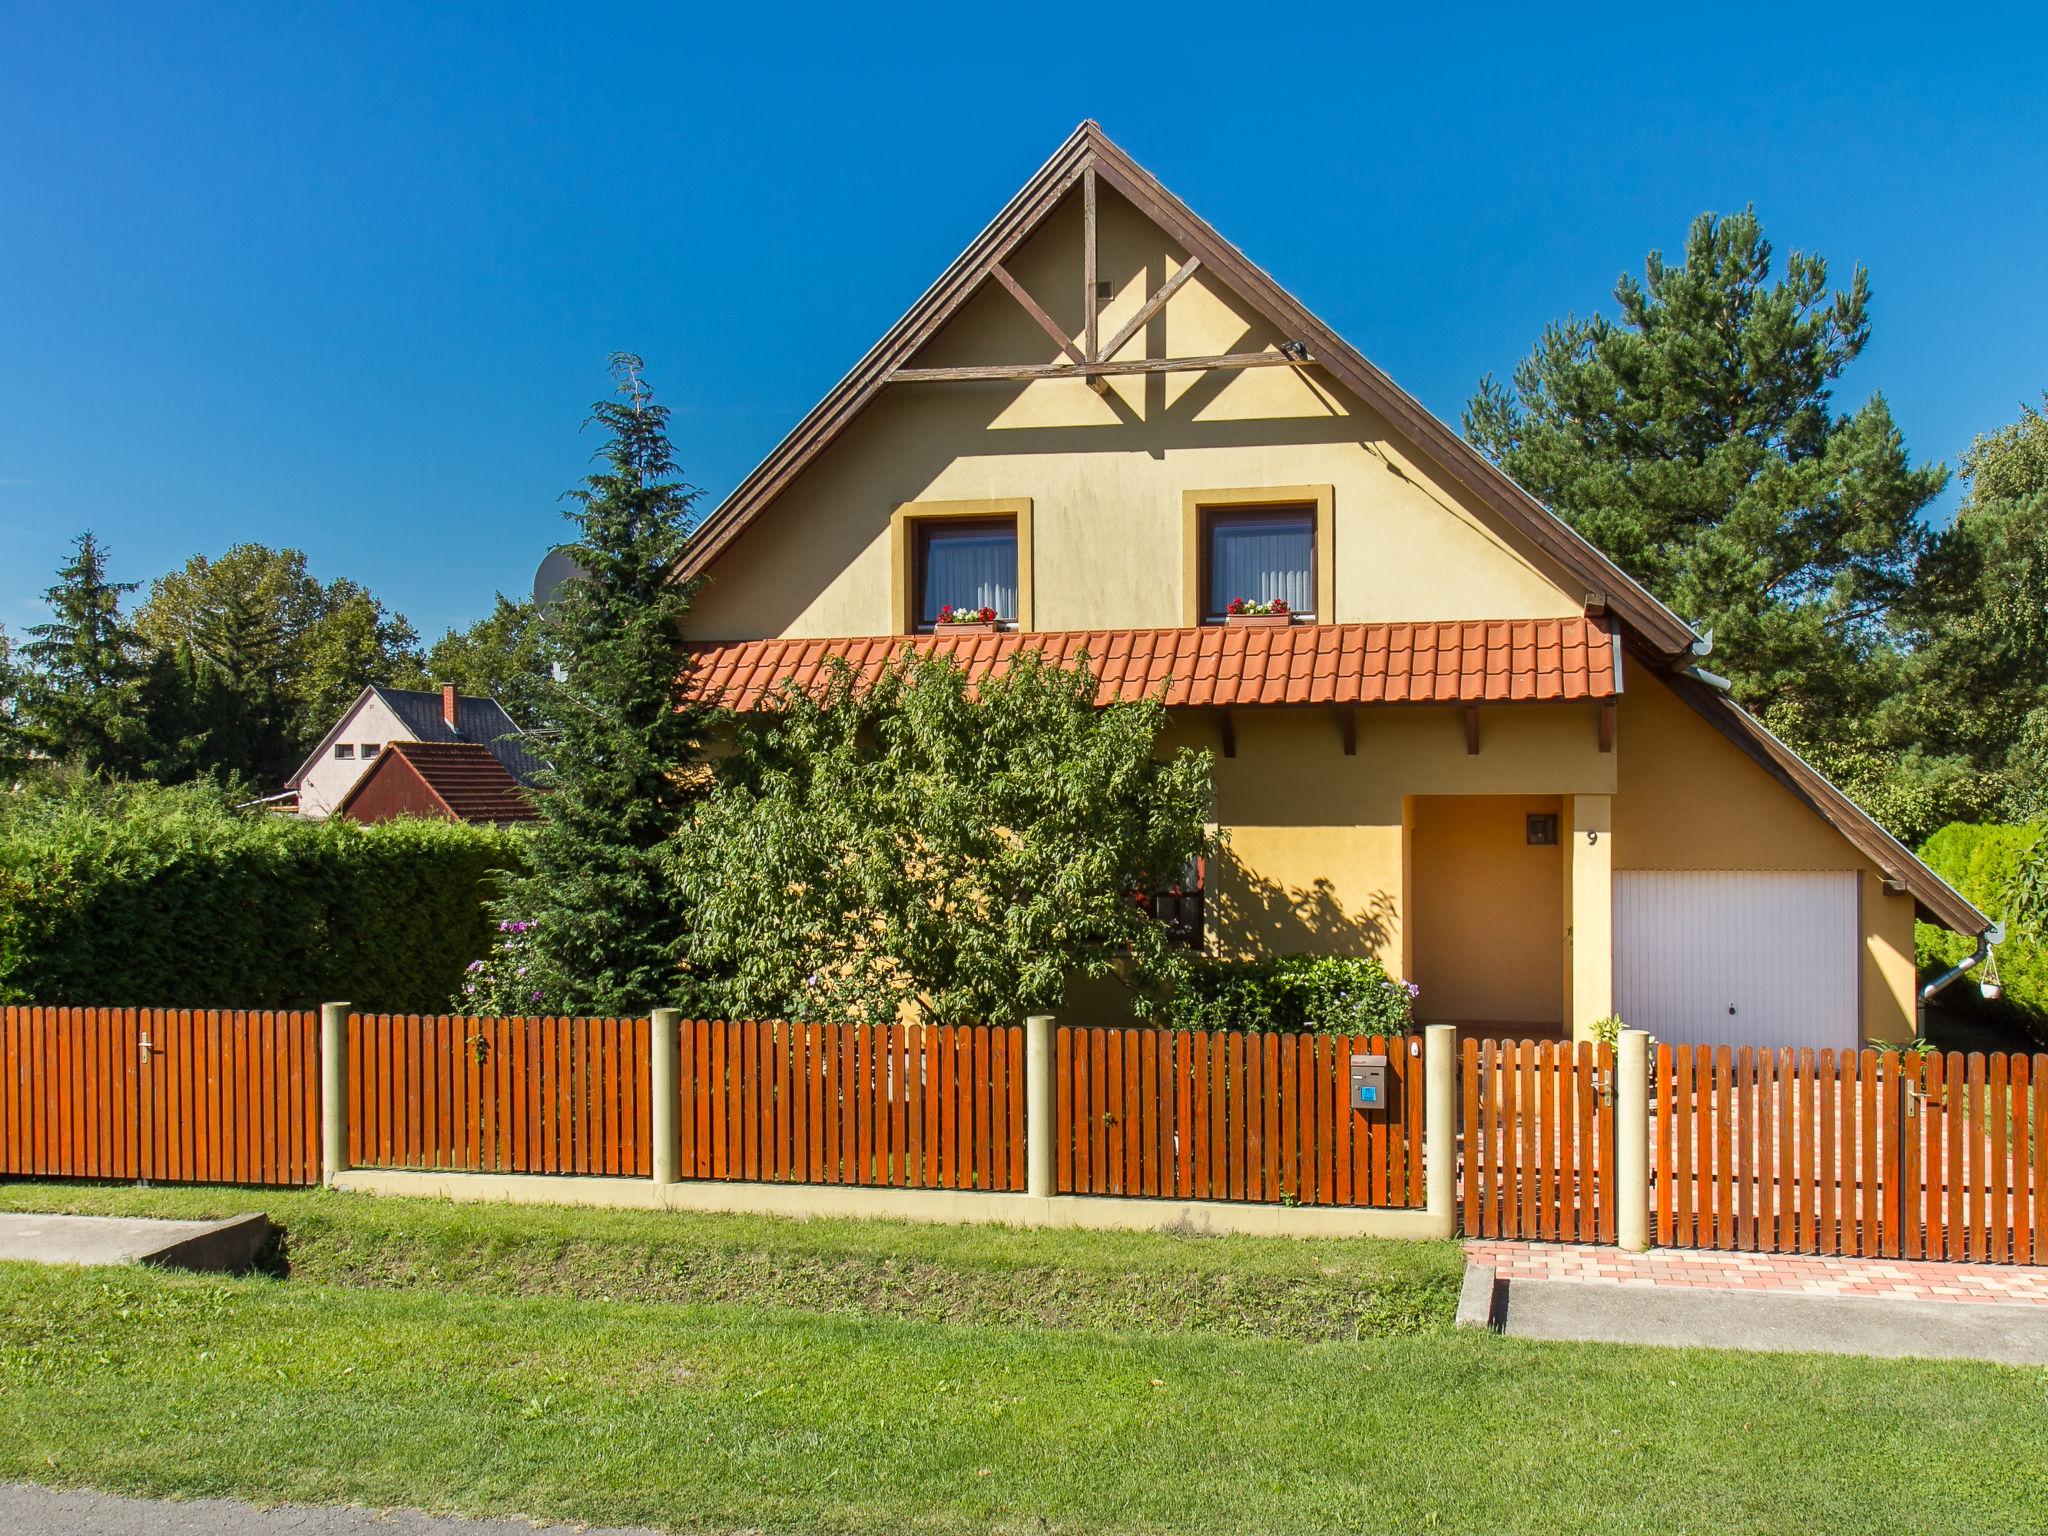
676, 122, 1988, 1050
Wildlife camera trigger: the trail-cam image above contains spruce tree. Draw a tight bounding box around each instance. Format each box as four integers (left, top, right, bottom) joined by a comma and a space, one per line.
22, 532, 149, 773
0, 627, 32, 779
500, 353, 704, 1014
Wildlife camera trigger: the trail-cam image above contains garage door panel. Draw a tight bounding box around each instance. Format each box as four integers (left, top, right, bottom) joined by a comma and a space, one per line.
1615, 871, 1858, 1051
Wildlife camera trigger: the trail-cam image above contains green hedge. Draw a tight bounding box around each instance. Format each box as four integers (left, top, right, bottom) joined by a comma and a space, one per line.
0, 778, 524, 1013
1915, 820, 2048, 1026
1165, 954, 1417, 1035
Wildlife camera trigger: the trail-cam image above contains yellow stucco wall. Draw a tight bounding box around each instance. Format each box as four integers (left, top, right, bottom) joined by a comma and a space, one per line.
1170, 702, 1612, 972
1408, 795, 1564, 1025
1613, 668, 1918, 1042
686, 185, 1585, 641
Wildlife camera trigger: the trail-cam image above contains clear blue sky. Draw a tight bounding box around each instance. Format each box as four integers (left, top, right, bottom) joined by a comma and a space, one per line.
4, 3, 2045, 643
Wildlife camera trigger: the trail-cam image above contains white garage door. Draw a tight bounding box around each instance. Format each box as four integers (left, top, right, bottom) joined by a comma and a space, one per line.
1614, 871, 1860, 1051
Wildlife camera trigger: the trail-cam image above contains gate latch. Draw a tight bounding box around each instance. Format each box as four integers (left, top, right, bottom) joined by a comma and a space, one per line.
138, 1033, 154, 1063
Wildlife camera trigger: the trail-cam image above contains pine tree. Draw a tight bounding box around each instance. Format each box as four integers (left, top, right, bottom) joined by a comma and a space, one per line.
497, 353, 705, 1014
22, 532, 149, 772
1465, 209, 1945, 718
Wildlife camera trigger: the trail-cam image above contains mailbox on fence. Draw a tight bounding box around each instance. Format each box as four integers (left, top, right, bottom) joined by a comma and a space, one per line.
1349, 1053, 1388, 1110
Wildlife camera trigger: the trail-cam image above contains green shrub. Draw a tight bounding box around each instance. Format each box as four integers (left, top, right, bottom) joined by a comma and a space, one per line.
1914, 820, 2048, 1027
1166, 954, 1417, 1036
0, 776, 524, 1012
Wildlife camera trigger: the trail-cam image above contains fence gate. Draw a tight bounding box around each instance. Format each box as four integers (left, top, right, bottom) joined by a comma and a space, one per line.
1, 1005, 320, 1187
1460, 1037, 1616, 1240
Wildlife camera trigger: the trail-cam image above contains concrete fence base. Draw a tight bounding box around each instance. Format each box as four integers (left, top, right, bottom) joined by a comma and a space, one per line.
331, 1165, 1451, 1240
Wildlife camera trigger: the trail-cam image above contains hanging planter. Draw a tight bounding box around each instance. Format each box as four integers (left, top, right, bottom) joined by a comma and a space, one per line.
1979, 948, 2003, 1002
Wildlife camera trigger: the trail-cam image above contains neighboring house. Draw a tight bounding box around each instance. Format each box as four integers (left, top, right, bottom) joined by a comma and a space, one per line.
677, 121, 1990, 1051
287, 684, 548, 821
334, 739, 541, 826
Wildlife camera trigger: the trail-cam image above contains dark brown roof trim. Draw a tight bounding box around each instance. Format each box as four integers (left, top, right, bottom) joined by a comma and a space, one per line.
678, 120, 1701, 662
1658, 665, 1989, 936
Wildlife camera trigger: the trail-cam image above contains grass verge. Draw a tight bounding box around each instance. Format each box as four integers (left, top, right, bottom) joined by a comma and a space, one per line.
2, 1259, 2044, 1536
0, 1180, 1461, 1341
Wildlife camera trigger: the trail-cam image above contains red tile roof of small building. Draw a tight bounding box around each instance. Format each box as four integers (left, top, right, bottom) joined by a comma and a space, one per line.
682, 618, 1619, 712
341, 740, 542, 824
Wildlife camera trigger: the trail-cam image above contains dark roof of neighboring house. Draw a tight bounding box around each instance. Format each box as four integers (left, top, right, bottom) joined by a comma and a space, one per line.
286, 684, 550, 790
335, 740, 541, 825
372, 687, 550, 786
675, 120, 1701, 663
683, 618, 1620, 713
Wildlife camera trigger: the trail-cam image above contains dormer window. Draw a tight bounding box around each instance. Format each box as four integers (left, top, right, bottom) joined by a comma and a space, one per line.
1205, 506, 1315, 623
916, 518, 1017, 631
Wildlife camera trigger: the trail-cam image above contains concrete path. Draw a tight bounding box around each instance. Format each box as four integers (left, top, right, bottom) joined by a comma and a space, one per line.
1495, 1276, 2048, 1364
0, 1212, 271, 1273
0, 1484, 662, 1536
1463, 1240, 2048, 1364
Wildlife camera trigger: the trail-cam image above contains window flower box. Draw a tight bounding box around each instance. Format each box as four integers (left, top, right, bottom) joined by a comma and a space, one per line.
935, 603, 1001, 635
1223, 597, 1293, 628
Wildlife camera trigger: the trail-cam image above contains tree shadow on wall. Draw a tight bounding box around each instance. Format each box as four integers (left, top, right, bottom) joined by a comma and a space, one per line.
1206, 850, 1396, 959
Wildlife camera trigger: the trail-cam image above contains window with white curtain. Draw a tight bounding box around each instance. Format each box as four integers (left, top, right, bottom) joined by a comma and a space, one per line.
917, 520, 1017, 627
1206, 508, 1314, 619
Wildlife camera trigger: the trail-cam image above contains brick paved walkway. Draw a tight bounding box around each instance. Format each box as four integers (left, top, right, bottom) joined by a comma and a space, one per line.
1464, 1240, 2048, 1307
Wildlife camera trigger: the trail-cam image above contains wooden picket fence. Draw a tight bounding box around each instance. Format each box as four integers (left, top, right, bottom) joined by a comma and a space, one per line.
1460, 1037, 1617, 1241
1654, 1045, 2048, 1263
348, 1013, 652, 1177
678, 1020, 1026, 1191
0, 1006, 321, 1187
14, 1000, 2048, 1271
1055, 1028, 1425, 1207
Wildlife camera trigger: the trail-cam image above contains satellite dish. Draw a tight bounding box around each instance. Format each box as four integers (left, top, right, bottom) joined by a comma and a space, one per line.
533, 548, 587, 611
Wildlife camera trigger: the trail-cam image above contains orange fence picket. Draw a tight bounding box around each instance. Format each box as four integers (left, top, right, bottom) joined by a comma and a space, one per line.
1648, 1045, 2046, 1263
1458, 1037, 1614, 1240
347, 1013, 651, 1177
1, 1005, 320, 1187
674, 1020, 1023, 1191
1054, 1027, 1424, 1208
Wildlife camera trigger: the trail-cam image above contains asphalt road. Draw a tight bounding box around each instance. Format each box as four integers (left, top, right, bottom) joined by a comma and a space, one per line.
0, 1485, 666, 1536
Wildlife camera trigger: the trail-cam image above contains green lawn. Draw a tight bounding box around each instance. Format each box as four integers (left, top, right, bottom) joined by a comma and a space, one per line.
0, 1183, 2043, 1535
0, 1181, 1460, 1341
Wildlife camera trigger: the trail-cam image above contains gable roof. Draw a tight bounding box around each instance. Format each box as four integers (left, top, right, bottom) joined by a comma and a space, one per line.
285, 685, 550, 790
1657, 668, 1987, 935
334, 740, 541, 825
684, 617, 1619, 713
677, 120, 1700, 661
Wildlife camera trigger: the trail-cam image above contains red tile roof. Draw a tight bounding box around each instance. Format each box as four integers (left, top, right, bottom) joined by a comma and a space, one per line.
338, 740, 541, 825
682, 618, 1618, 713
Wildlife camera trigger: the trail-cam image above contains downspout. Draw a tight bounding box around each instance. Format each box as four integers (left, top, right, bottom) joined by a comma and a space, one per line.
1920, 921, 2007, 1001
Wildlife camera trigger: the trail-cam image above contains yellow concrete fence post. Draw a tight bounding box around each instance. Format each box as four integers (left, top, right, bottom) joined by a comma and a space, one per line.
1615, 1027, 1651, 1251
651, 1008, 682, 1185
1025, 1014, 1055, 1200
320, 1002, 350, 1185
1423, 1023, 1458, 1237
